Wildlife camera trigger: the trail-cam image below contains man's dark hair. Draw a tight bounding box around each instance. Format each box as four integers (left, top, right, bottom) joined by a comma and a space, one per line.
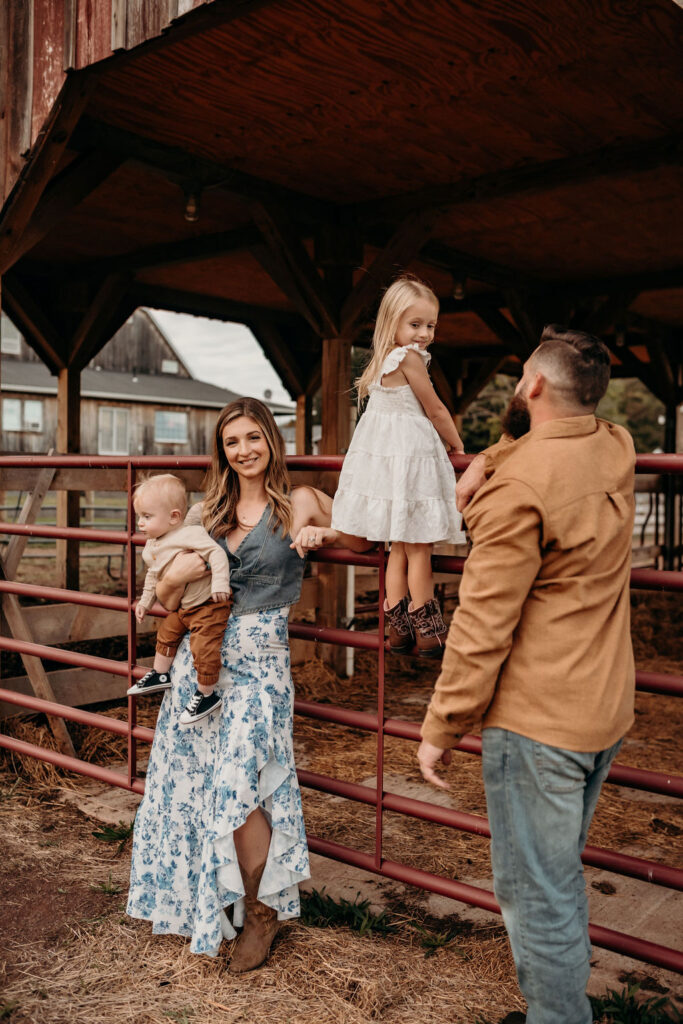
531, 324, 611, 409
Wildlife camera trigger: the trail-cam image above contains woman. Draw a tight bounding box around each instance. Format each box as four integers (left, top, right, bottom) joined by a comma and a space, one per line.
127, 398, 368, 972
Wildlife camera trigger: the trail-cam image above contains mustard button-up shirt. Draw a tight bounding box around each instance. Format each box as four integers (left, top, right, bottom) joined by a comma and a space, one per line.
421, 416, 636, 753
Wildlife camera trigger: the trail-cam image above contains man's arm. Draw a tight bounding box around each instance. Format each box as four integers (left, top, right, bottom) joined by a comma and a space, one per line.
421, 475, 545, 750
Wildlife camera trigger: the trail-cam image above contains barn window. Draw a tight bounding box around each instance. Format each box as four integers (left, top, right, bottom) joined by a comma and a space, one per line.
2, 398, 43, 432
98, 406, 129, 454
2, 399, 22, 431
0, 314, 21, 355
23, 400, 43, 432
155, 410, 188, 444
161, 359, 179, 374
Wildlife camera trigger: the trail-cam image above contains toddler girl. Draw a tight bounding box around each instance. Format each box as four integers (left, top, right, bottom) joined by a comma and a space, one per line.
331, 276, 466, 656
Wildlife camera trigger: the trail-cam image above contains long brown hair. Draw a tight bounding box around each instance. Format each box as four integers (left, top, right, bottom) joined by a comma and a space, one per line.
202, 398, 293, 539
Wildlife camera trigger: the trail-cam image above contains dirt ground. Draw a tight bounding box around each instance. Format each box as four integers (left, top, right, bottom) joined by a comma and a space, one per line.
0, 571, 682, 1022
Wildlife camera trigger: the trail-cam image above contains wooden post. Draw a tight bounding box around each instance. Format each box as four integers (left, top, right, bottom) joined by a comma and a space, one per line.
296, 393, 312, 455
56, 365, 81, 590
319, 335, 352, 674
663, 400, 678, 571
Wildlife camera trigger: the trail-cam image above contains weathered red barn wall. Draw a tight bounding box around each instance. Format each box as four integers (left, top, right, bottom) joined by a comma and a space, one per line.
31, 0, 66, 140
1, 0, 212, 204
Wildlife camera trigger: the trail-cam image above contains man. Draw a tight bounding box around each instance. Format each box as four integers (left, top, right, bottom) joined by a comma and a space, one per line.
417, 326, 636, 1024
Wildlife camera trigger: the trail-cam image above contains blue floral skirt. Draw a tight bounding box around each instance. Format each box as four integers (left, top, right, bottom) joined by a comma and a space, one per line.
126, 607, 310, 956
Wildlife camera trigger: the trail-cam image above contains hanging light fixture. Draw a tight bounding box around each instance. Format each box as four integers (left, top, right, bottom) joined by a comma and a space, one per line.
183, 185, 201, 223
452, 277, 466, 301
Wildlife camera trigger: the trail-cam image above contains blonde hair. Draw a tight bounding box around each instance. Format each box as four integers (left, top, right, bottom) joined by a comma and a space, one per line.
133, 473, 187, 516
202, 397, 293, 539
355, 275, 439, 405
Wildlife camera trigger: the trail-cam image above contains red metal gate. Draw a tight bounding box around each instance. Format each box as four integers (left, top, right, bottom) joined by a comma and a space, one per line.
0, 452, 681, 974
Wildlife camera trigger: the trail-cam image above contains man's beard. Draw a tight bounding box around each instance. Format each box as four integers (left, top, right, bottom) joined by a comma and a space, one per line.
502, 393, 531, 439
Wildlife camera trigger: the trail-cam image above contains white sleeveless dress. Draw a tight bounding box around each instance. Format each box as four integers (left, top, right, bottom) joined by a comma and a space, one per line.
331, 344, 466, 544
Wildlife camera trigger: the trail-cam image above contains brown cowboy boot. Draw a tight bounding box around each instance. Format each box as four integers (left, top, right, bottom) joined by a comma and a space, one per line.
408, 598, 448, 658
384, 595, 415, 653
228, 860, 280, 974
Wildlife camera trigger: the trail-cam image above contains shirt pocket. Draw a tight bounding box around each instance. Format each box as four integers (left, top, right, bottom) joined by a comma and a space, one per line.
246, 573, 280, 587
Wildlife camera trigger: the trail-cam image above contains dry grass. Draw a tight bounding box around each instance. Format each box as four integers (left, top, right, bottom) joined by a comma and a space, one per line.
0, 588, 681, 1023
0, 774, 522, 1024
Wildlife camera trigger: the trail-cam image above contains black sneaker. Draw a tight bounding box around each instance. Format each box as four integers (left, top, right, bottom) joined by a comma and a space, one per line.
179, 690, 221, 726
127, 669, 171, 696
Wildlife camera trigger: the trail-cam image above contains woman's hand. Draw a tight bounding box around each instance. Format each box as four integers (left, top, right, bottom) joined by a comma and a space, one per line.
164, 551, 209, 587
290, 525, 339, 558
135, 603, 147, 624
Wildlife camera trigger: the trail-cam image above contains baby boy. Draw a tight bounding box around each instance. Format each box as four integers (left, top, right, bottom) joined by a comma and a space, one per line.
126, 473, 231, 726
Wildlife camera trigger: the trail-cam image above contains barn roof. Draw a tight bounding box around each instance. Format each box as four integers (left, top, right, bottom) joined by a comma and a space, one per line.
0, 0, 682, 412
1, 359, 294, 414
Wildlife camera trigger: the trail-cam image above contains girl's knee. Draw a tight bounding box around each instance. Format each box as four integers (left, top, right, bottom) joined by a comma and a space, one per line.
405, 542, 432, 558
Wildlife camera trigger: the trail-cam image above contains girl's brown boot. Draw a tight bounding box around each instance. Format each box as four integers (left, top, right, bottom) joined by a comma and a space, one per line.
408, 598, 448, 658
384, 595, 414, 653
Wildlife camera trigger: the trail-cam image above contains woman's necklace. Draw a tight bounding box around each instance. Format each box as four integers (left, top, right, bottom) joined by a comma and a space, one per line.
236, 504, 265, 531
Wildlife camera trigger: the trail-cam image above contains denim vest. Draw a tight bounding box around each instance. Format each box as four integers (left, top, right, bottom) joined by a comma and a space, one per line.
214, 505, 305, 616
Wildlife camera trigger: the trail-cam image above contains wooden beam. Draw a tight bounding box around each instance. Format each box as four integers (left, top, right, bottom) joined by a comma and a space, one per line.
602, 337, 663, 402
0, 584, 77, 754
87, 224, 262, 278
71, 117, 331, 226
130, 283, 301, 329
248, 318, 307, 398
1, 273, 66, 371
296, 394, 313, 455
455, 356, 508, 414
504, 291, 542, 353
251, 205, 339, 337
0, 664, 144, 718
474, 306, 531, 361
2, 459, 56, 580
340, 210, 439, 337
0, 76, 93, 272
2, 150, 126, 272
321, 338, 351, 457
428, 354, 457, 415
56, 365, 81, 591
575, 290, 640, 336
351, 131, 683, 223
69, 274, 133, 370
646, 336, 677, 407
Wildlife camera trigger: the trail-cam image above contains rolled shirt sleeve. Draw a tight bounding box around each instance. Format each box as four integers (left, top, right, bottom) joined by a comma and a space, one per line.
421, 476, 544, 748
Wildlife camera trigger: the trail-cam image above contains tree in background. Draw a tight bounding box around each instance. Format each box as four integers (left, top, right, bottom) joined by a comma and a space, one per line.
596, 378, 665, 453
460, 375, 665, 454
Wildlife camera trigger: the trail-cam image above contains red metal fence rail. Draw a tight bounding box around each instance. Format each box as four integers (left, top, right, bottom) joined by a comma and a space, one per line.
0, 452, 682, 974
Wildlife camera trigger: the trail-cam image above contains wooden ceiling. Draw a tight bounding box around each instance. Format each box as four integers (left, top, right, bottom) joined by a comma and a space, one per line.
2, 0, 683, 407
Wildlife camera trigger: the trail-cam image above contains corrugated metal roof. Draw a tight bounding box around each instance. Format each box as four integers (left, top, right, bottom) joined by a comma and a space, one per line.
1, 361, 295, 414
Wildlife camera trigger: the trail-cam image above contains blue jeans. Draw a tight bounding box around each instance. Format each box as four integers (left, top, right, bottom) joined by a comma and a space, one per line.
482, 728, 622, 1024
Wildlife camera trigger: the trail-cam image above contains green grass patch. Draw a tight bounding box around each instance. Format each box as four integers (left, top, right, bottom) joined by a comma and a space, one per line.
590, 985, 681, 1023
92, 820, 134, 855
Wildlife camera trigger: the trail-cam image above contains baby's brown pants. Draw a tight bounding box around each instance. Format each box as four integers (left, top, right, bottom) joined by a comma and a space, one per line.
156, 599, 232, 687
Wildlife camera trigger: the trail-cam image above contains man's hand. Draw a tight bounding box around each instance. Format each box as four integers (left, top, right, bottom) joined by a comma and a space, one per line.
135, 603, 147, 624
456, 453, 487, 513
417, 739, 453, 790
